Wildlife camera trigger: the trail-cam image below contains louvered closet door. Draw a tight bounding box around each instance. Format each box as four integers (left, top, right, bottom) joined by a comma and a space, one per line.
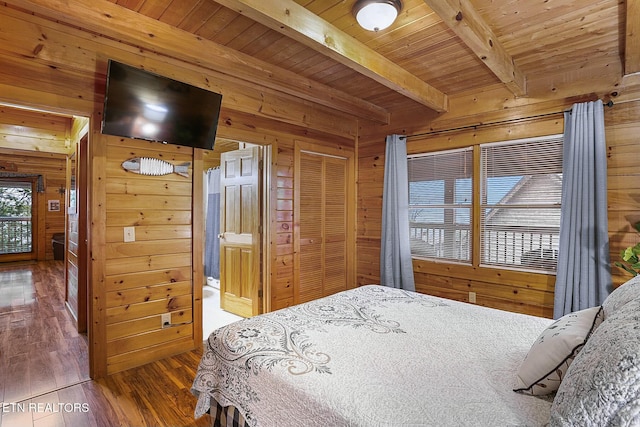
295, 145, 353, 304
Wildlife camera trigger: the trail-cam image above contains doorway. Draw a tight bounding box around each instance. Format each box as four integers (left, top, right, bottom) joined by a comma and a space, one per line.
0, 104, 91, 399
202, 143, 269, 337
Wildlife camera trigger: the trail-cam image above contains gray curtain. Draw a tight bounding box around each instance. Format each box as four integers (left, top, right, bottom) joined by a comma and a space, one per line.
204, 168, 221, 279
554, 100, 610, 318
380, 134, 416, 291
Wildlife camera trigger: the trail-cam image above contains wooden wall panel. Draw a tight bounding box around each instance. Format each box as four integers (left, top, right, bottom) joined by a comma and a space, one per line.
0, 5, 358, 139
0, 105, 72, 154
273, 144, 295, 309
103, 135, 196, 374
0, 4, 359, 376
606, 100, 640, 287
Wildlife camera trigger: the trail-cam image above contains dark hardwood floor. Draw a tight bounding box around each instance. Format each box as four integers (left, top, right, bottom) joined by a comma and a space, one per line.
0, 260, 89, 403
0, 261, 212, 427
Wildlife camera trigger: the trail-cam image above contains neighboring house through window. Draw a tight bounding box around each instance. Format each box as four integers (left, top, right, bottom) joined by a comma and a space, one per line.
408, 147, 473, 263
408, 135, 563, 273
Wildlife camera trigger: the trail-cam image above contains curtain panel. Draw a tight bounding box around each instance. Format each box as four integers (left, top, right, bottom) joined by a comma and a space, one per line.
204, 167, 221, 279
380, 134, 416, 291
554, 100, 610, 318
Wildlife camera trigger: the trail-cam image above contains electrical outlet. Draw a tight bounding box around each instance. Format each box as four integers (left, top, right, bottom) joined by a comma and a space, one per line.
161, 313, 171, 328
124, 226, 136, 242
469, 291, 477, 303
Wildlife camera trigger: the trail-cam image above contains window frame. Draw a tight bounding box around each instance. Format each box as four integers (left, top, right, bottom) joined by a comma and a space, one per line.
408, 147, 473, 264
407, 134, 563, 275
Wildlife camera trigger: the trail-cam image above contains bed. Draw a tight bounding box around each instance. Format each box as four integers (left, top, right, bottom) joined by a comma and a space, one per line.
192, 280, 640, 426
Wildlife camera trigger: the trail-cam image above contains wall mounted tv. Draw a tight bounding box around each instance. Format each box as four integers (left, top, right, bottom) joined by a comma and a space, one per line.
101, 60, 223, 150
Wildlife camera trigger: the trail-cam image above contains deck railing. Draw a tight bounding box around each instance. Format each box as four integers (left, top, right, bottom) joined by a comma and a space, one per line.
409, 222, 559, 271
0, 217, 32, 254
409, 222, 471, 261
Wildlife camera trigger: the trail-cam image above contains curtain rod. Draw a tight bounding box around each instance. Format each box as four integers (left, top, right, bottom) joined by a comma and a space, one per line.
401, 99, 614, 140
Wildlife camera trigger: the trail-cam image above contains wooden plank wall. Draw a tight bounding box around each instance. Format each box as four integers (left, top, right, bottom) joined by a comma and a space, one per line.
606, 100, 640, 287
0, 5, 359, 376
357, 99, 640, 319
103, 136, 196, 374
0, 106, 71, 155
274, 144, 296, 308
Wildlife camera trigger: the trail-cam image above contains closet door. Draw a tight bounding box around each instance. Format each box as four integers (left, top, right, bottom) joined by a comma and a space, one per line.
294, 142, 355, 304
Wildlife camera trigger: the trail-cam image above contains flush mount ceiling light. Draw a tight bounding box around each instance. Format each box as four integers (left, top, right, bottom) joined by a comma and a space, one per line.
352, 0, 403, 32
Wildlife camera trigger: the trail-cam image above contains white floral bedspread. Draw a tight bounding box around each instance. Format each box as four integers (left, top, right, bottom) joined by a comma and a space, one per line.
192, 285, 553, 426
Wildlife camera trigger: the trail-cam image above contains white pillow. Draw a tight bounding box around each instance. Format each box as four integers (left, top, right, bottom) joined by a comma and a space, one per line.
514, 306, 604, 395
550, 298, 640, 425
602, 274, 640, 318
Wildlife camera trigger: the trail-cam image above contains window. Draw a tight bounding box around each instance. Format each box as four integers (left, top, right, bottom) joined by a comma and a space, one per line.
0, 180, 33, 255
408, 148, 473, 263
480, 136, 563, 272
408, 135, 563, 273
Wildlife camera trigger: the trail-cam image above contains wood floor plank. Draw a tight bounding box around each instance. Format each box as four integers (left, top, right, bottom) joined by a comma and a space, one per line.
80, 381, 136, 427
57, 386, 99, 427
0, 261, 89, 404
28, 349, 58, 399
1, 405, 33, 427
1, 261, 213, 426
4, 353, 31, 402
32, 412, 65, 427
49, 349, 82, 387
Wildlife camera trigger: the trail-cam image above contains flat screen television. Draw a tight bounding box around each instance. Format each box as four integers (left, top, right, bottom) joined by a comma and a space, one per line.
101, 60, 222, 150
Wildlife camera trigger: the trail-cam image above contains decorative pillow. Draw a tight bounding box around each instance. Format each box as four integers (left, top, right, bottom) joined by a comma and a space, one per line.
550, 298, 640, 426
602, 274, 640, 318
513, 305, 604, 395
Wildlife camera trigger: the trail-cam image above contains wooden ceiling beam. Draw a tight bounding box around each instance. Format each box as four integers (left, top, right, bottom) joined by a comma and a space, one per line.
3, 0, 391, 124
423, 0, 527, 97
213, 0, 449, 113
625, 0, 640, 75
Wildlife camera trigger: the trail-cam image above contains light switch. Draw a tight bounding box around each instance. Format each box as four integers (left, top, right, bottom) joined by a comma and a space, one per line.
124, 226, 136, 242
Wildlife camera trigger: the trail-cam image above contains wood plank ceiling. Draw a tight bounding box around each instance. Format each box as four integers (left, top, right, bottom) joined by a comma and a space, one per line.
34, 0, 640, 121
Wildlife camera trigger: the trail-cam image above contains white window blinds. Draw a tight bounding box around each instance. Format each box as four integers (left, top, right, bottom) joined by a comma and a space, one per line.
408, 148, 473, 263
480, 135, 563, 272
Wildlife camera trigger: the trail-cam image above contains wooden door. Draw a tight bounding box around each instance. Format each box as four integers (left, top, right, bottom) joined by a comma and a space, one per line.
65, 133, 88, 333
294, 143, 355, 304
77, 134, 88, 332
219, 146, 262, 318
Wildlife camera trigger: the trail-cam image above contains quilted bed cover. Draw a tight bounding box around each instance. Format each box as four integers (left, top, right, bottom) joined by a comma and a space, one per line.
192, 285, 554, 426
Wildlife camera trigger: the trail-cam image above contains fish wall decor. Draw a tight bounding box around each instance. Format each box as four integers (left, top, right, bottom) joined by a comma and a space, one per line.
121, 157, 190, 178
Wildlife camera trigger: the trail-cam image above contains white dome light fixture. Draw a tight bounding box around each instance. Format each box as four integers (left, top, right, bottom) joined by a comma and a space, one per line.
353, 0, 403, 32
